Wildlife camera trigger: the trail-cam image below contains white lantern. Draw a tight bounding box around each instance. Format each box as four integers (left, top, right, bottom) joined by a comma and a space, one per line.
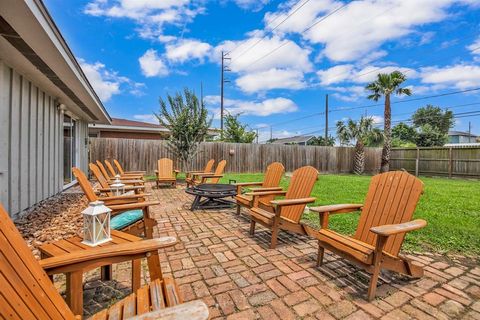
110, 182, 126, 196
114, 175, 121, 184
81, 201, 112, 246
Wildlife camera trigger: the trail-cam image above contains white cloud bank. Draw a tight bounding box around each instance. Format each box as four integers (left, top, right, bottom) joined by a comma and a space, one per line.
204, 95, 298, 117
139, 49, 169, 77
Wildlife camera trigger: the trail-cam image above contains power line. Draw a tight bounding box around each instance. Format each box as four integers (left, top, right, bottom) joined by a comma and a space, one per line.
233, 0, 312, 61
241, 1, 353, 71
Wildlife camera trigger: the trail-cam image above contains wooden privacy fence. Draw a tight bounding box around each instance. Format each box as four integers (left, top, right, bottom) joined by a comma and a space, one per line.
390, 146, 480, 178
89, 138, 382, 175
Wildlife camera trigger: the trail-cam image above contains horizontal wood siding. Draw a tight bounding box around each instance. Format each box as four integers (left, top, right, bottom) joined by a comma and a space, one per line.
90, 138, 382, 175
0, 61, 90, 218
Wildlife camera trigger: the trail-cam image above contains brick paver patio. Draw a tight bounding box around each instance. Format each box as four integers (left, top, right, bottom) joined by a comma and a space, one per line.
53, 182, 480, 319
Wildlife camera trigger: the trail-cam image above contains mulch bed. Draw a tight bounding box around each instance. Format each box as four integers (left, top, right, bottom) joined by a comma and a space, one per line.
15, 192, 88, 258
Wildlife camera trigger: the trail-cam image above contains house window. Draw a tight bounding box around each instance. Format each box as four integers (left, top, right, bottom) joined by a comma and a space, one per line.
63, 115, 77, 184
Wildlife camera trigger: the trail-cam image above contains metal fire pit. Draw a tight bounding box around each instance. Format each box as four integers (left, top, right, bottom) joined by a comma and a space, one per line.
185, 183, 237, 211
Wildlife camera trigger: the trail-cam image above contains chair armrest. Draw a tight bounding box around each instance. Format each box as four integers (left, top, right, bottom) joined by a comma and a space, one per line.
202, 175, 223, 179
370, 219, 427, 237
127, 300, 209, 320
98, 186, 144, 192
270, 197, 316, 207
235, 182, 263, 187
310, 204, 363, 215
125, 170, 146, 174
250, 186, 283, 192
108, 200, 160, 211
40, 237, 176, 274
245, 190, 287, 197
109, 179, 144, 185
99, 193, 151, 201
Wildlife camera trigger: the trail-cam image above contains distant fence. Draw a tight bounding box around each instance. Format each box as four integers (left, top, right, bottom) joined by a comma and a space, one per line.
89, 138, 382, 174
391, 146, 480, 178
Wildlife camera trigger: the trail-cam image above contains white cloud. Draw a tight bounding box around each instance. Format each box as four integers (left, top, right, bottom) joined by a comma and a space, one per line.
420, 64, 480, 89
467, 37, 480, 56
233, 0, 270, 11
204, 95, 298, 117
84, 0, 204, 41
139, 49, 169, 77
133, 114, 158, 124
317, 64, 417, 86
328, 86, 366, 102
265, 0, 475, 62
79, 59, 145, 102
236, 69, 305, 93
165, 39, 212, 63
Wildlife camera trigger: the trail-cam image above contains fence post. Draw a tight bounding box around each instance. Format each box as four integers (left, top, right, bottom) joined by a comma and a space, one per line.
448, 147, 453, 178
415, 148, 419, 177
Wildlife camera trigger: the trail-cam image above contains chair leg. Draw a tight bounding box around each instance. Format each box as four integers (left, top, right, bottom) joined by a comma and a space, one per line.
367, 263, 381, 301
249, 220, 256, 235
236, 204, 241, 215
317, 242, 324, 267
270, 226, 279, 249
132, 259, 141, 291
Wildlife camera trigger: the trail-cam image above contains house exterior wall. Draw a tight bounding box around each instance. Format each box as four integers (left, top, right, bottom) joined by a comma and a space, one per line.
0, 61, 89, 218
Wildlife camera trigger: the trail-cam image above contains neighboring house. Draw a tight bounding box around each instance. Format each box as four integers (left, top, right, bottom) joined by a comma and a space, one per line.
0, 0, 111, 217
89, 118, 170, 140
271, 135, 315, 146
89, 117, 221, 141
448, 131, 478, 144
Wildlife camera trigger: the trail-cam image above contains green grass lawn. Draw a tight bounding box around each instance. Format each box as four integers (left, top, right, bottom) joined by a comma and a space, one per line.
219, 173, 480, 256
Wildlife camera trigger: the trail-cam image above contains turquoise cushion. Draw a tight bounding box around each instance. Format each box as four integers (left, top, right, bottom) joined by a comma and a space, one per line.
111, 209, 143, 230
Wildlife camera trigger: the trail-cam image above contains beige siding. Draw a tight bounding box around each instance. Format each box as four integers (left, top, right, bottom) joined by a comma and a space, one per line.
0, 61, 89, 218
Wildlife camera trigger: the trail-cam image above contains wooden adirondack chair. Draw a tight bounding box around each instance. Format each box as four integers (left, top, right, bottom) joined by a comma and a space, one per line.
73, 167, 157, 238
185, 159, 215, 181
114, 159, 146, 176
93, 161, 144, 186
105, 159, 143, 180
155, 158, 179, 188
0, 204, 209, 319
248, 166, 318, 249
96, 160, 144, 182
89, 163, 144, 196
186, 160, 227, 187
235, 162, 285, 215
305, 171, 426, 301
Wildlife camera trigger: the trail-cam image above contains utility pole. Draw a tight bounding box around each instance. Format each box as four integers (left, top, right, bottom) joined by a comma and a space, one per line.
324, 94, 329, 145
468, 121, 472, 142
255, 129, 259, 144
270, 126, 273, 142
220, 51, 231, 139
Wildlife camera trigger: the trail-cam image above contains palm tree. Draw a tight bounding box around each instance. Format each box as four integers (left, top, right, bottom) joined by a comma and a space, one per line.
366, 71, 412, 172
337, 117, 383, 175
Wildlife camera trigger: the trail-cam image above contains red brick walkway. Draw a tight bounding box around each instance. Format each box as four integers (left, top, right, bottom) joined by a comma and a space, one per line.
146, 183, 480, 319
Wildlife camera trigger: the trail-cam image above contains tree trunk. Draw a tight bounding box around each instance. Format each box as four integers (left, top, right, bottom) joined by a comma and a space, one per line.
380, 94, 391, 173
354, 140, 365, 175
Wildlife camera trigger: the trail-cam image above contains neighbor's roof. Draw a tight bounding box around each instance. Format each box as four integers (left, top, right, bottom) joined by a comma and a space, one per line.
448, 131, 478, 137
271, 135, 315, 144
0, 0, 110, 124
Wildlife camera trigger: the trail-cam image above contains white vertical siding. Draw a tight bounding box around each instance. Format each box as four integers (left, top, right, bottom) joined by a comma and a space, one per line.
0, 61, 89, 218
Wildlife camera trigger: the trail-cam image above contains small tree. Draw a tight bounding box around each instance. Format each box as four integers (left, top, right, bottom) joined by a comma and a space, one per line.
337, 116, 383, 175
392, 122, 417, 145
366, 71, 412, 172
223, 113, 257, 143
415, 124, 449, 147
412, 105, 453, 134
307, 136, 335, 146
155, 88, 212, 170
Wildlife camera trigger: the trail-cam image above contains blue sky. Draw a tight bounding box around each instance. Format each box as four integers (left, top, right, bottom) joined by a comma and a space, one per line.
44, 0, 480, 141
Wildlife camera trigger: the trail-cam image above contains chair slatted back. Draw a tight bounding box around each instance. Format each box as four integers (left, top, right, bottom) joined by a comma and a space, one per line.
204, 159, 215, 173
210, 160, 227, 183
105, 160, 118, 177
260, 162, 285, 203
354, 171, 424, 256
157, 158, 174, 178
89, 163, 112, 196
0, 204, 76, 319
72, 167, 99, 202
281, 166, 318, 223
96, 160, 112, 179
113, 159, 125, 175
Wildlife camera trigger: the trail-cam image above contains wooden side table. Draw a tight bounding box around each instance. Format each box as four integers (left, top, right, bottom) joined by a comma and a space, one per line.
39, 230, 142, 316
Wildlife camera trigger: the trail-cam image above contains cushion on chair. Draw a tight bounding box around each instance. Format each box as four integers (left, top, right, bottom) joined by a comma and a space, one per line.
111, 209, 144, 230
